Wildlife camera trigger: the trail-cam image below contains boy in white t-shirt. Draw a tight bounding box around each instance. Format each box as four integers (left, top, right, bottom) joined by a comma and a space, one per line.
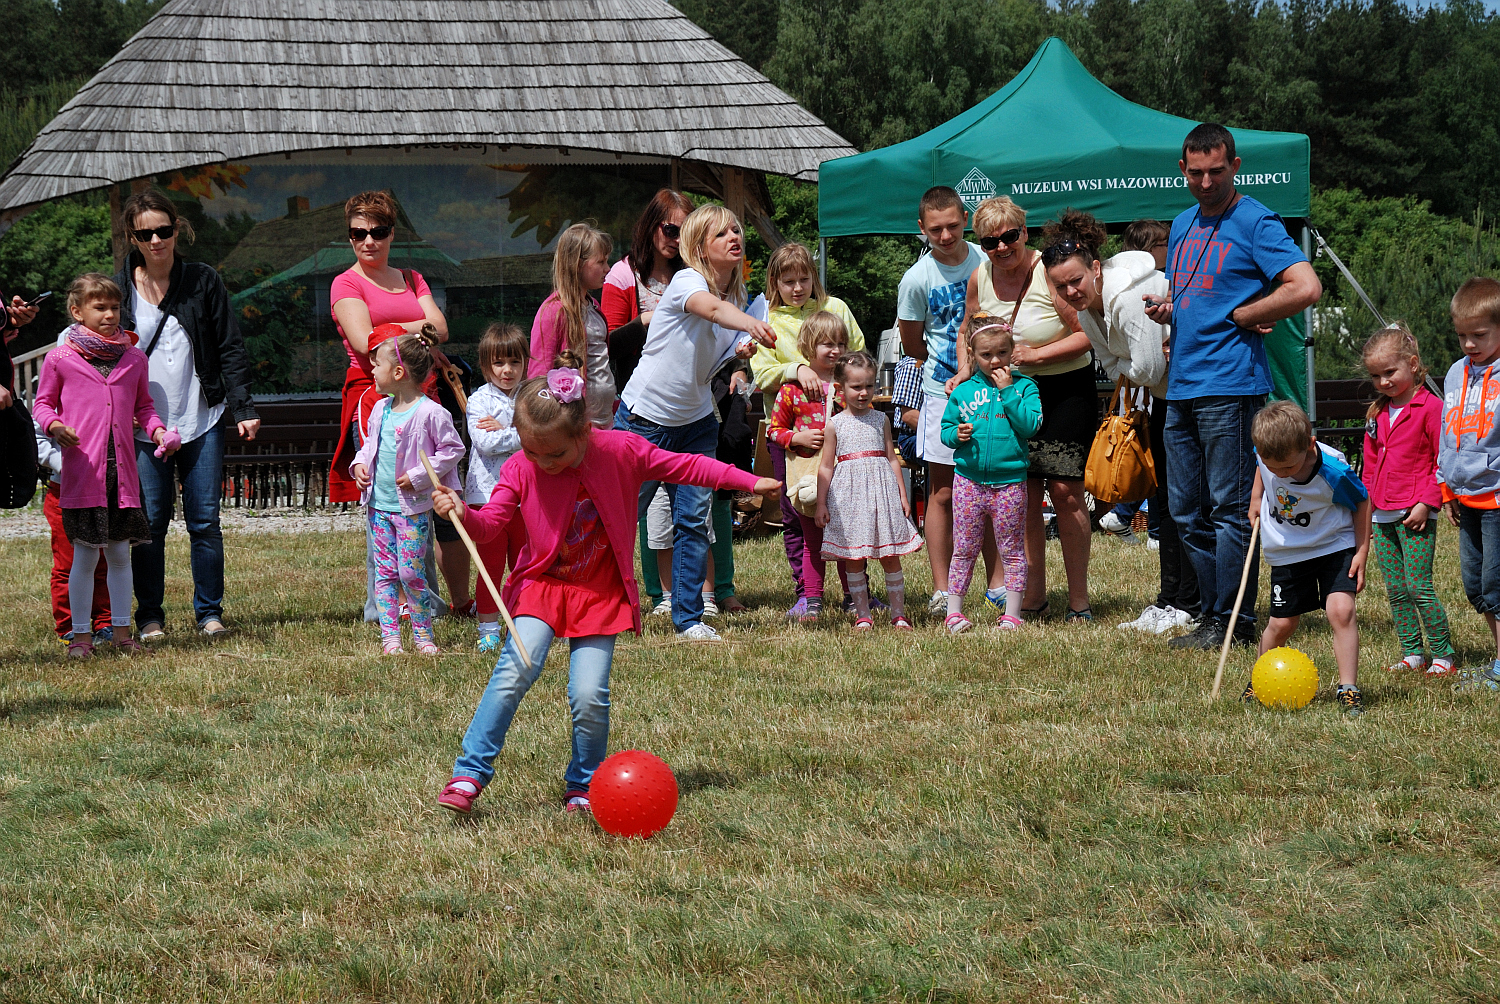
1246, 401, 1372, 716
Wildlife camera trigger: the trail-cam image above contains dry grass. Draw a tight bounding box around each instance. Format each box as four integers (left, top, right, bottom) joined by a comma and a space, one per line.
2, 524, 1500, 1002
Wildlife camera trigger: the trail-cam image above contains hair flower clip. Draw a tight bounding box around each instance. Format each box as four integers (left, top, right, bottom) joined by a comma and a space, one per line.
546, 368, 586, 403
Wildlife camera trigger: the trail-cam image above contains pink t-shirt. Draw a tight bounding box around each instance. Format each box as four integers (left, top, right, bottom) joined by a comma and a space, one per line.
330, 267, 432, 369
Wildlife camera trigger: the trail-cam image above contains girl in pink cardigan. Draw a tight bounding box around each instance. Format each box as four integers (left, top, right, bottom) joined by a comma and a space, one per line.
351, 332, 464, 655
528, 223, 615, 429
33, 274, 179, 658
1362, 325, 1455, 677
430, 354, 780, 816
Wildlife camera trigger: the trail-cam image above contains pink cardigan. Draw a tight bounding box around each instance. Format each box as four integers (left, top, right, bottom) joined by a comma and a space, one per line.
351, 396, 464, 515
32, 343, 165, 508
463, 429, 760, 634
1362, 385, 1442, 512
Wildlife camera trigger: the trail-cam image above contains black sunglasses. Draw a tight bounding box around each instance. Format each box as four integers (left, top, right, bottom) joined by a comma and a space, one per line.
979, 228, 1023, 251
1040, 239, 1091, 266
130, 224, 176, 242
659, 222, 681, 239
349, 226, 394, 242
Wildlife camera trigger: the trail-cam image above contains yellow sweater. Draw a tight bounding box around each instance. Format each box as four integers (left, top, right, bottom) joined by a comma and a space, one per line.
749, 296, 866, 414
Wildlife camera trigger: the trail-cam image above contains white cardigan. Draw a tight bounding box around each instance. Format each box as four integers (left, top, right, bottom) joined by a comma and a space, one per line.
1077, 250, 1170, 399
464, 382, 521, 504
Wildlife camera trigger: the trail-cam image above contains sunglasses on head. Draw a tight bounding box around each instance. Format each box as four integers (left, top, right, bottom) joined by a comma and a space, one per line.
979, 228, 1023, 251
349, 226, 394, 242
131, 224, 176, 242
1040, 239, 1091, 267
659, 222, 681, 239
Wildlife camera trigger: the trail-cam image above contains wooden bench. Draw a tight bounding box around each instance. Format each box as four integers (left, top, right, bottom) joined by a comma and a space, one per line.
1312, 379, 1373, 472
222, 399, 342, 508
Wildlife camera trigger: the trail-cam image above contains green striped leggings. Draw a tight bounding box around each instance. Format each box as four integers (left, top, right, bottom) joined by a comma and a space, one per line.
1372, 519, 1455, 661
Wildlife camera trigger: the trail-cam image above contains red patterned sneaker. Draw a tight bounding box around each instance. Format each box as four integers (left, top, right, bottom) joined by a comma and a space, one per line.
438, 777, 483, 814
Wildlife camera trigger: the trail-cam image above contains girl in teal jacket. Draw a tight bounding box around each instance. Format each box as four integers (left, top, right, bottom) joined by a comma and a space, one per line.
938, 316, 1043, 633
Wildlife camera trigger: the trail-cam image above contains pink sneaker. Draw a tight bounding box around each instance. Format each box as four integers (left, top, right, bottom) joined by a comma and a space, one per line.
438, 777, 483, 814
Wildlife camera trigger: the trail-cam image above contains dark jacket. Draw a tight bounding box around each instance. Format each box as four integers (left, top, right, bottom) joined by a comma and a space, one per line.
114, 253, 258, 424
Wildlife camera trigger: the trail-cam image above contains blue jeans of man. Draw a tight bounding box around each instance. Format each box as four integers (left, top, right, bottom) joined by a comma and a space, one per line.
133, 423, 224, 627
1165, 395, 1263, 634
614, 402, 717, 632
453, 616, 614, 791
1457, 504, 1500, 616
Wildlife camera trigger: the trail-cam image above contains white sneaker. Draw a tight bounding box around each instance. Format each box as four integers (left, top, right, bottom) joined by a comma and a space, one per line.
1100, 511, 1142, 545
701, 594, 719, 618
1117, 605, 1166, 631
1147, 537, 1160, 551
928, 590, 948, 615
651, 595, 672, 616
1153, 606, 1196, 634
677, 623, 722, 641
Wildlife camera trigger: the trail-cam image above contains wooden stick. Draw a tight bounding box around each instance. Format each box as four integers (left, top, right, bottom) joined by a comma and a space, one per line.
420, 453, 531, 670
1211, 520, 1260, 701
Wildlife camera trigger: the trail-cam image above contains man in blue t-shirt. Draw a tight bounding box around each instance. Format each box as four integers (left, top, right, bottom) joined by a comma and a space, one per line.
1143, 123, 1322, 651
897, 186, 988, 614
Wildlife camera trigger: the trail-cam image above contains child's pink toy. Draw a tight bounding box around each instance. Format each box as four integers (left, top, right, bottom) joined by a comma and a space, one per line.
154, 428, 181, 459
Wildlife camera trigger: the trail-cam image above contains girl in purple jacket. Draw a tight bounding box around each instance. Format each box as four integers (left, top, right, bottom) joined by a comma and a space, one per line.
1362, 325, 1455, 677
33, 274, 179, 658
351, 332, 464, 655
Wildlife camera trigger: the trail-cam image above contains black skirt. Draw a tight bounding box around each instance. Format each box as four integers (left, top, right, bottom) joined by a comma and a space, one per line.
61, 432, 152, 547
1026, 365, 1098, 482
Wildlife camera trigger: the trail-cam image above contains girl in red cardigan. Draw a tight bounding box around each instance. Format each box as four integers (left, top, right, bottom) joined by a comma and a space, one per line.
431, 353, 780, 816
1362, 325, 1455, 677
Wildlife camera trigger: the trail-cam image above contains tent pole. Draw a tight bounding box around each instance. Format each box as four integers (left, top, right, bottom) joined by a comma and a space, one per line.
817, 237, 827, 288
1302, 224, 1315, 423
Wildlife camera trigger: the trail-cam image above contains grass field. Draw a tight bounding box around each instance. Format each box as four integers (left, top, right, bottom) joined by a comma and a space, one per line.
2, 522, 1500, 1002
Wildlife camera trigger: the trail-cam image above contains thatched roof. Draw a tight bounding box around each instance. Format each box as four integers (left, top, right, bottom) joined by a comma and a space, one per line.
0, 0, 855, 213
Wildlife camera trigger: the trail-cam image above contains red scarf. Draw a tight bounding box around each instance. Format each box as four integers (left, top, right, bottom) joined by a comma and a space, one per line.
65, 322, 138, 362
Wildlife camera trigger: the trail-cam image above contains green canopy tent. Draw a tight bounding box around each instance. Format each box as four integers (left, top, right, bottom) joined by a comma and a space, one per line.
817, 37, 1316, 410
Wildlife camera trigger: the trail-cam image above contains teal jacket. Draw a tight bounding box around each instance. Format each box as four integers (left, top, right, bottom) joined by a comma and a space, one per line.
939, 371, 1043, 485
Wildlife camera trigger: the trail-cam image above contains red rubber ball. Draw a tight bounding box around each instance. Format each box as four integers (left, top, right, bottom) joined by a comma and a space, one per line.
590, 750, 679, 839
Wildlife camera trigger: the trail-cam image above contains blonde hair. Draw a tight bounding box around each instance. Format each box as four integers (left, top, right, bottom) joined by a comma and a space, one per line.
1452, 277, 1500, 326
1362, 323, 1429, 420
972, 197, 1026, 238
376, 327, 440, 384
67, 273, 121, 312
1252, 400, 1314, 461
765, 242, 826, 310
796, 310, 848, 361
478, 322, 528, 376
966, 312, 1015, 358
552, 222, 613, 360
514, 349, 590, 439
679, 204, 746, 307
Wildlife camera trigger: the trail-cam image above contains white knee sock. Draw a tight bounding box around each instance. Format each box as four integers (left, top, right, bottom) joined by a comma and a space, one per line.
102, 541, 132, 629
884, 570, 905, 618
847, 570, 870, 619
68, 542, 102, 636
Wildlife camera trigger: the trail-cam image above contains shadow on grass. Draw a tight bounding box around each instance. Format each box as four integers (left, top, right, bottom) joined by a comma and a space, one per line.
674, 764, 739, 795
0, 694, 126, 724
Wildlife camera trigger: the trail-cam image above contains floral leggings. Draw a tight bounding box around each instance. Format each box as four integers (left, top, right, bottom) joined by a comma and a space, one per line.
949, 476, 1027, 596
1372, 518, 1455, 661
370, 508, 435, 643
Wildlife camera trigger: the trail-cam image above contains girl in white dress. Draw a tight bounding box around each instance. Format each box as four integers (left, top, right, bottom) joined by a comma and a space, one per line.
816, 351, 923, 631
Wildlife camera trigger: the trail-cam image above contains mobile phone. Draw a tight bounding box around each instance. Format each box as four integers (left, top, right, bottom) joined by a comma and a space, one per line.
24, 291, 52, 308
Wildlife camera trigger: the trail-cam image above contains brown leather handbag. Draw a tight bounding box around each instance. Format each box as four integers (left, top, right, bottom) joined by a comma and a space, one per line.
1084, 377, 1156, 505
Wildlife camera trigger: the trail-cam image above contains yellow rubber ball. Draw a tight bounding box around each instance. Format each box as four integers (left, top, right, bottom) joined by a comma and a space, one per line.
1251, 646, 1319, 709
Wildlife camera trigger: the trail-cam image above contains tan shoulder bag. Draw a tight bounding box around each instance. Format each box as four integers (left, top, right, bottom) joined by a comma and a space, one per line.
1084, 377, 1156, 505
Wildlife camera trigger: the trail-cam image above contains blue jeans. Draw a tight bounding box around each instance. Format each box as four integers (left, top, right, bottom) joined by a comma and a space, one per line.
1458, 505, 1500, 615
1164, 396, 1263, 634
614, 402, 717, 632
133, 423, 224, 626
453, 616, 615, 791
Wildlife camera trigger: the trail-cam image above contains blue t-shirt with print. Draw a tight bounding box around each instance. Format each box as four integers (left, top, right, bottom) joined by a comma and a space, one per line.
1165, 196, 1305, 401
897, 242, 986, 398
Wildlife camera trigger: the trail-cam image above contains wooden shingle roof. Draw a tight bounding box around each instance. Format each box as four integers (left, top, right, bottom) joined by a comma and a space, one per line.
0, 0, 855, 212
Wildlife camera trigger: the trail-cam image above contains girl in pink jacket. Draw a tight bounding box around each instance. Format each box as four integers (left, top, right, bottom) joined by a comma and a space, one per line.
430, 353, 780, 816
1362, 325, 1455, 677
351, 332, 464, 655
528, 223, 615, 429
33, 274, 178, 658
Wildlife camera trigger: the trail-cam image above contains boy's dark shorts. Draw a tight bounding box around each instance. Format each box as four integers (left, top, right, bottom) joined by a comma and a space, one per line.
1269, 547, 1358, 618
434, 514, 461, 543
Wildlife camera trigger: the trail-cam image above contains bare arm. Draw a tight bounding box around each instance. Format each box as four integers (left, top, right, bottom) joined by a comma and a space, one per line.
814, 421, 839, 528
415, 294, 449, 342
684, 291, 774, 346
898, 320, 927, 361
1350, 498, 1370, 591
1231, 261, 1322, 333
1010, 330, 1093, 370
333, 297, 376, 357
1249, 467, 1264, 530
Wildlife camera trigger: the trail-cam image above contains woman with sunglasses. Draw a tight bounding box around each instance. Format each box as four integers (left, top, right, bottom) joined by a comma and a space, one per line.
953, 196, 1095, 623
330, 190, 460, 622
113, 189, 260, 640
